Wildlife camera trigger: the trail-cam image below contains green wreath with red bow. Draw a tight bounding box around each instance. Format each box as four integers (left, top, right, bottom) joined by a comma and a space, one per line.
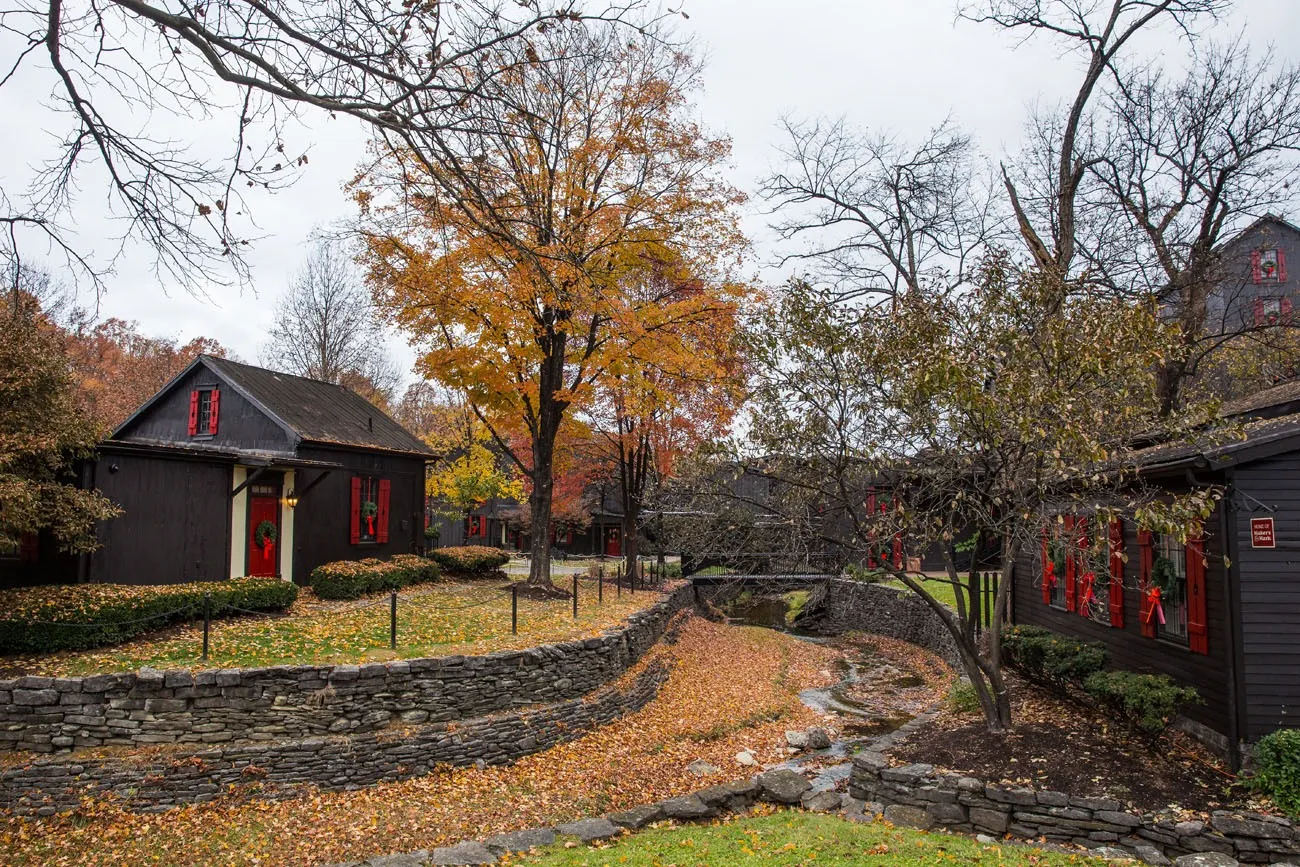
254, 520, 278, 556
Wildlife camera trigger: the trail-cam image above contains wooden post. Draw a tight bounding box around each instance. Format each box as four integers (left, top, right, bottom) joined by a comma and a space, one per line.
390, 590, 398, 649
201, 592, 211, 661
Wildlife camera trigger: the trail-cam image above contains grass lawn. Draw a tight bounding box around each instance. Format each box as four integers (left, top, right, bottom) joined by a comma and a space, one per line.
4, 579, 660, 676
524, 810, 1111, 866
879, 575, 965, 610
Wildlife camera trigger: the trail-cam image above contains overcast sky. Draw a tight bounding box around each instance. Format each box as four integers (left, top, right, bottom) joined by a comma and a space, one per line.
5, 0, 1299, 385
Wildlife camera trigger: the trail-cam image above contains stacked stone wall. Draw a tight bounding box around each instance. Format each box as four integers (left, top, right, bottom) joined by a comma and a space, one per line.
850, 753, 1299, 864
0, 583, 692, 755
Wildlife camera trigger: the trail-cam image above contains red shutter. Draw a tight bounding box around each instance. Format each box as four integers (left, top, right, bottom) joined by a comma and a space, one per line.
1076, 518, 1090, 618
350, 477, 362, 544
18, 532, 39, 563
187, 390, 200, 436
377, 479, 391, 544
1108, 519, 1125, 629
1254, 297, 1266, 327
1186, 524, 1208, 655
1280, 251, 1289, 283
1064, 516, 1077, 613
1252, 250, 1264, 284
1283, 297, 1294, 322
1138, 529, 1156, 638
207, 388, 220, 434
1041, 526, 1052, 605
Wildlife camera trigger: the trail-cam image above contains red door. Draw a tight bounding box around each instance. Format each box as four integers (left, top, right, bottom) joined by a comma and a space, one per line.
605, 526, 622, 557
247, 495, 280, 577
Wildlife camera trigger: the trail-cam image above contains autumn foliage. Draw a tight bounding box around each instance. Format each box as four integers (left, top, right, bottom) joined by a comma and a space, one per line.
356, 23, 750, 586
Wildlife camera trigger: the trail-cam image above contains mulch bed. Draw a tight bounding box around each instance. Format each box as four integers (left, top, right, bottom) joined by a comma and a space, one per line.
890, 672, 1250, 815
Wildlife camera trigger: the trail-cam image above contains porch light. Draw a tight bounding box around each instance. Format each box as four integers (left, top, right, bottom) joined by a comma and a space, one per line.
283, 490, 299, 509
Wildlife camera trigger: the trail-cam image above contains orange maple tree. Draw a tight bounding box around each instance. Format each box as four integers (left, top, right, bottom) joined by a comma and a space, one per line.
63, 317, 230, 432
356, 22, 749, 589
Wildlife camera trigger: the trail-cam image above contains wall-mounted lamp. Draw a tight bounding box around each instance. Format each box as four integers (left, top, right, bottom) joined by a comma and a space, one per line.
283, 490, 299, 509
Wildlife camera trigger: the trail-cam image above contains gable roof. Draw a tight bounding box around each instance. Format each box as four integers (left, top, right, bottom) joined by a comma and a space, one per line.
113, 355, 434, 458
201, 357, 434, 457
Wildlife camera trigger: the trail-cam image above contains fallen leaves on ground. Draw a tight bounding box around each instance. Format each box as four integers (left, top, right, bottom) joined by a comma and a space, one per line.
1, 617, 848, 867
3, 580, 657, 676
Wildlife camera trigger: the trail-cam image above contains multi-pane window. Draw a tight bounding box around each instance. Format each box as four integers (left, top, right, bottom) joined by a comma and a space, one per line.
358, 476, 379, 543
1079, 531, 1111, 624
1152, 534, 1188, 643
196, 390, 214, 434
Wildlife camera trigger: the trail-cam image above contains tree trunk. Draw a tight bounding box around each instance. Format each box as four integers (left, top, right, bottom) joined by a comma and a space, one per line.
622, 511, 639, 588
526, 415, 559, 590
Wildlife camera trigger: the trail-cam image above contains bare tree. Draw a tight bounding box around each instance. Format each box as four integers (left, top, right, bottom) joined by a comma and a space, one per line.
263, 238, 398, 399
960, 0, 1229, 278
761, 117, 1002, 302
0, 0, 661, 292
1088, 41, 1300, 413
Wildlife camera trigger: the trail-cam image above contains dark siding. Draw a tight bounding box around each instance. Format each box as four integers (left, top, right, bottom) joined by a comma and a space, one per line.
87, 450, 232, 584
1012, 497, 1233, 737
291, 446, 427, 584
116, 365, 294, 454
1231, 456, 1300, 740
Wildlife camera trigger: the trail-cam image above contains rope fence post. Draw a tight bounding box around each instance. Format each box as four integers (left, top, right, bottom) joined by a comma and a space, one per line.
511, 584, 518, 635
616, 563, 622, 597
201, 592, 211, 661
572, 574, 578, 619
598, 565, 603, 604
390, 590, 398, 650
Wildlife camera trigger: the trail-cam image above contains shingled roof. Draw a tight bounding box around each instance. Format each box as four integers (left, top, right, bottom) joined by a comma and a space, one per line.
201, 356, 434, 457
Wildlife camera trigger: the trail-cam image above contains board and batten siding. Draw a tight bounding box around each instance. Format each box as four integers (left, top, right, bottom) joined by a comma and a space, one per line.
289, 445, 426, 585
116, 365, 294, 454
89, 450, 232, 584
1012, 500, 1233, 739
1231, 456, 1300, 741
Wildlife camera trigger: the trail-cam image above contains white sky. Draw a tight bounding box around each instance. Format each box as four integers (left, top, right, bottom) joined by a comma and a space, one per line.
4, 0, 1299, 383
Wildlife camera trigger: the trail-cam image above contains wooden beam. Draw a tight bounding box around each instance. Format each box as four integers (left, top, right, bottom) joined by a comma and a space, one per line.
230, 466, 266, 499
293, 469, 332, 500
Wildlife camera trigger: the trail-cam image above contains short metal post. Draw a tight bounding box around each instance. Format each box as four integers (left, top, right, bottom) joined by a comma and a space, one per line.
616, 564, 622, 597
572, 574, 578, 618
390, 590, 398, 649
511, 584, 518, 635
201, 592, 211, 661
598, 566, 604, 604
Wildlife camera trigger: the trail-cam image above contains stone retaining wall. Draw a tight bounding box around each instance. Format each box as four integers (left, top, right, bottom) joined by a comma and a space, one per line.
0, 583, 693, 755
849, 752, 1299, 864
1, 614, 688, 816
818, 580, 961, 666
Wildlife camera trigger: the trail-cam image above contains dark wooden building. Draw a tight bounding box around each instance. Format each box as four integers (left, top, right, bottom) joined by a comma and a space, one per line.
1011, 383, 1300, 761
12, 356, 434, 587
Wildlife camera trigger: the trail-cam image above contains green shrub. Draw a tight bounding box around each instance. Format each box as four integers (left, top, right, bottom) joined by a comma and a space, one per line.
1251, 729, 1300, 816
948, 680, 982, 714
423, 526, 439, 540
0, 577, 298, 654
427, 545, 510, 575
1003, 625, 1108, 690
1083, 670, 1201, 736
309, 555, 441, 600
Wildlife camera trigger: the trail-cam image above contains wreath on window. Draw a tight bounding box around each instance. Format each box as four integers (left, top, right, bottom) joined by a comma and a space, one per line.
254, 520, 278, 554
1150, 555, 1179, 594
361, 500, 378, 535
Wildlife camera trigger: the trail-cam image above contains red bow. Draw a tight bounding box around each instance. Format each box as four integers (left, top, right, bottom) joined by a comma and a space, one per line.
1044, 561, 1057, 588
1144, 587, 1165, 625
1079, 571, 1096, 611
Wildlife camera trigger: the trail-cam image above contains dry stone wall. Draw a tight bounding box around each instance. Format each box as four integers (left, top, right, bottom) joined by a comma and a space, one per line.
1, 650, 675, 816
0, 583, 693, 755
818, 580, 961, 666
850, 752, 1300, 864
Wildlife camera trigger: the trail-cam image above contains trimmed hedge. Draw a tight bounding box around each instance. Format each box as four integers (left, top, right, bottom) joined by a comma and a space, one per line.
0, 577, 298, 654
1083, 670, 1202, 736
1251, 728, 1300, 816
309, 554, 441, 600
1004, 624, 1200, 736
1002, 625, 1108, 691
427, 545, 510, 575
